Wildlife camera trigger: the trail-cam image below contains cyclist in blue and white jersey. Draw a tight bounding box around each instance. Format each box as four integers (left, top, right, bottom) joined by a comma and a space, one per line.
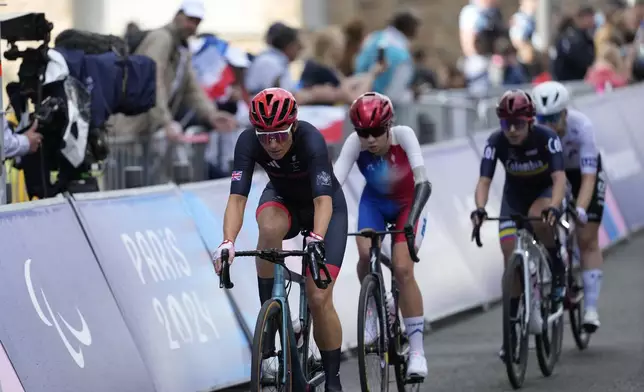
470, 90, 567, 358
334, 92, 431, 379
532, 81, 605, 332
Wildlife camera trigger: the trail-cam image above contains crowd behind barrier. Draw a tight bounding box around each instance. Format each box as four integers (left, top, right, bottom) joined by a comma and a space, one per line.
97, 81, 594, 191
1, 84, 642, 392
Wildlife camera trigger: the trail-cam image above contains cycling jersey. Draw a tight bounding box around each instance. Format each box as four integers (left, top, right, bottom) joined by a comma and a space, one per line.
480, 124, 565, 240
334, 125, 428, 246
559, 109, 600, 174
230, 120, 348, 277
481, 124, 565, 193
335, 125, 425, 202
559, 109, 605, 223
230, 120, 340, 207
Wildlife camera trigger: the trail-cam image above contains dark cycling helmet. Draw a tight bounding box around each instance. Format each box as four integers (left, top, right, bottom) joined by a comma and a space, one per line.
496, 89, 536, 120
349, 92, 394, 129
249, 87, 298, 130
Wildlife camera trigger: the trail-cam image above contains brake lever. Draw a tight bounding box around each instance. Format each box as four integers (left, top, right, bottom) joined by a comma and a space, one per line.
219, 249, 234, 289
318, 262, 332, 289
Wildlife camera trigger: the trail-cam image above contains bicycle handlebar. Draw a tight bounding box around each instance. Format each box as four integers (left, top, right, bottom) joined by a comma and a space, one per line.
348, 225, 419, 263
471, 215, 548, 248
218, 248, 333, 290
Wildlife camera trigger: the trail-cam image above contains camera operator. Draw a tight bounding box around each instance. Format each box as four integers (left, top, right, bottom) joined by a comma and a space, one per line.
4, 118, 42, 158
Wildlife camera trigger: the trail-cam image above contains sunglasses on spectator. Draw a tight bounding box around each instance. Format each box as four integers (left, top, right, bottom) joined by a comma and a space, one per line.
255, 123, 293, 145
536, 112, 563, 124
500, 118, 529, 131
355, 127, 388, 139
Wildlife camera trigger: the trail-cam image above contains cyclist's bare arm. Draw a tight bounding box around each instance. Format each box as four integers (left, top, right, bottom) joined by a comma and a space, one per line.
223, 195, 248, 242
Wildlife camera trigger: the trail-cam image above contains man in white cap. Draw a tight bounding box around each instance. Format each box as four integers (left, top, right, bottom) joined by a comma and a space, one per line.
111, 0, 237, 144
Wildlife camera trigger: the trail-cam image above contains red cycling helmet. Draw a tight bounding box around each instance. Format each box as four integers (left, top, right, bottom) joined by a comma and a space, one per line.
349, 92, 394, 131
496, 89, 536, 121
249, 87, 298, 130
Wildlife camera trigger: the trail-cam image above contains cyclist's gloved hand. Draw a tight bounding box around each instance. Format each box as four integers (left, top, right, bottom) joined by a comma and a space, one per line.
541, 206, 562, 226
470, 207, 487, 226
305, 232, 326, 263
213, 240, 235, 275
575, 206, 588, 225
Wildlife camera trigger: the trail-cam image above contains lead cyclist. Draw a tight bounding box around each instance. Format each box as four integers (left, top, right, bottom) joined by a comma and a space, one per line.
532, 81, 605, 332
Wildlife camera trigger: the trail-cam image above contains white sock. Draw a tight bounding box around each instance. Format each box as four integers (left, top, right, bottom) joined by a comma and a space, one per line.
583, 269, 603, 311
404, 316, 425, 356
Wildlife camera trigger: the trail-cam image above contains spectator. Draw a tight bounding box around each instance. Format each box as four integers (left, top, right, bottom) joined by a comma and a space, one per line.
338, 19, 366, 76
459, 0, 505, 89
463, 32, 494, 96
594, 0, 627, 56
354, 9, 421, 103
629, 0, 644, 80
437, 64, 466, 89
245, 22, 336, 104
299, 26, 383, 105
409, 48, 437, 99
492, 36, 529, 86
112, 0, 237, 142
585, 42, 630, 91
509, 0, 539, 77
552, 7, 596, 81
4, 118, 41, 158
188, 33, 251, 179
459, 0, 505, 57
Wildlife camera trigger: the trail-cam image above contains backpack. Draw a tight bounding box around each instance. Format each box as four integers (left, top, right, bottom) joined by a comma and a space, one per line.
55, 29, 127, 55
125, 29, 152, 55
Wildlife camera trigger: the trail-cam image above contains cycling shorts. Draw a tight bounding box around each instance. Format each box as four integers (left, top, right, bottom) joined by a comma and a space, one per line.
357, 186, 428, 248
255, 182, 348, 279
499, 186, 553, 241
565, 156, 605, 223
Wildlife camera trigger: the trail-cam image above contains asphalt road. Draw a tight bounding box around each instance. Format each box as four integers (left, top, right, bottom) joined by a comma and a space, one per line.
339, 234, 644, 392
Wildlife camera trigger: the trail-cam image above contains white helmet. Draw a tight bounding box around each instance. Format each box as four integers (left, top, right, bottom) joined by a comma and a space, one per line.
531, 81, 570, 115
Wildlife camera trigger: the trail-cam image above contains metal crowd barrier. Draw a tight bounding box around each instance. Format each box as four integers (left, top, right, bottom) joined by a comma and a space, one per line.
96, 81, 594, 191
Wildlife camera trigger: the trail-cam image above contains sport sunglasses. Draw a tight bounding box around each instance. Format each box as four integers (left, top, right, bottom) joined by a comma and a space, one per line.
255, 123, 293, 145
355, 126, 388, 139
536, 112, 563, 124
500, 118, 529, 131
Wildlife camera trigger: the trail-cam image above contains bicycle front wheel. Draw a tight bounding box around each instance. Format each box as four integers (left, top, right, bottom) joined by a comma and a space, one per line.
251, 299, 292, 392
503, 254, 529, 389
357, 274, 389, 392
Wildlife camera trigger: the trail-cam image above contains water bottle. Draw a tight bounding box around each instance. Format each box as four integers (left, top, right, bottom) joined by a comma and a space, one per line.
385, 291, 397, 326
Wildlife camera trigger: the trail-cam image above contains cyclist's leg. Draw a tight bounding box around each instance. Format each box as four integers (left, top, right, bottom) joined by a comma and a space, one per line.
577, 169, 606, 328
528, 187, 566, 301
255, 183, 300, 305
392, 200, 429, 377
305, 188, 347, 390
356, 187, 389, 281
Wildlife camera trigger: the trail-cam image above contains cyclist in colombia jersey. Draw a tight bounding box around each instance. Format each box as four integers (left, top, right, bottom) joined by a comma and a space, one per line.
470, 90, 567, 355
212, 88, 347, 392
533, 81, 605, 332
334, 92, 431, 379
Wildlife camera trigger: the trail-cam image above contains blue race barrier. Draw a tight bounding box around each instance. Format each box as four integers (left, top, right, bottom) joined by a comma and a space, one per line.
0, 198, 155, 392
70, 185, 250, 392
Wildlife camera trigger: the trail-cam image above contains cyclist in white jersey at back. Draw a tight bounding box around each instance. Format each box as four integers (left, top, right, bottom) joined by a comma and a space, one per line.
334, 92, 431, 379
532, 81, 605, 332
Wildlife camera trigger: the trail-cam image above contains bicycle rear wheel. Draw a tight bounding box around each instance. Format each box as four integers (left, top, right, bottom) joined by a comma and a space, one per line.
251, 299, 292, 392
357, 274, 389, 392
502, 255, 529, 389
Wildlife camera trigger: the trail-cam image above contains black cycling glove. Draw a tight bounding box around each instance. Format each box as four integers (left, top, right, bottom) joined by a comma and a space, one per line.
541, 206, 562, 226
470, 207, 488, 225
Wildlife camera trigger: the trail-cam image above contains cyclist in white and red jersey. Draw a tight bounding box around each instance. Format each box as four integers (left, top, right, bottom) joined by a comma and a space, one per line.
532, 81, 606, 332
334, 92, 431, 379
